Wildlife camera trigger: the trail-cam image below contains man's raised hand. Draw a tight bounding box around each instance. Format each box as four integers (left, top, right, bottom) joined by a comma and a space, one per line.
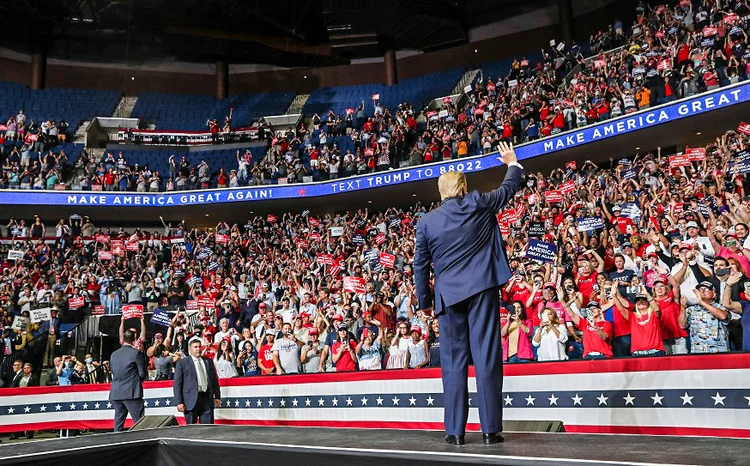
497, 141, 518, 166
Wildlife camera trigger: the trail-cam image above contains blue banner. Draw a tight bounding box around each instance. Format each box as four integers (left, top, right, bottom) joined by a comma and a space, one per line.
525, 239, 558, 264
150, 309, 172, 327
0, 85, 747, 207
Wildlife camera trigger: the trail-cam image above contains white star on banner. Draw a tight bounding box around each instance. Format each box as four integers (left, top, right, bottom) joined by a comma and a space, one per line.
40, 405, 47, 412
745, 396, 750, 406
548, 394, 558, 406
525, 395, 535, 406
23, 406, 30, 413
305, 398, 311, 406
504, 395, 513, 406
268, 399, 274, 407
70, 403, 77, 410
572, 394, 583, 406
318, 398, 325, 406
346, 398, 353, 406
292, 399, 298, 407
408, 397, 417, 406
94, 403, 100, 409
235, 400, 240, 407
7, 407, 14, 414
165, 400, 170, 406
279, 399, 286, 407
712, 392, 726, 406
143, 399, 148, 406
680, 392, 694, 406
257, 400, 263, 407
332, 398, 339, 406
361, 397, 369, 406
651, 393, 664, 405
245, 400, 251, 407
376, 397, 384, 406
426, 396, 434, 406
597, 394, 608, 406
623, 393, 635, 406
392, 397, 400, 406
82, 403, 88, 410
56, 405, 63, 411
154, 400, 160, 407
226, 399, 232, 407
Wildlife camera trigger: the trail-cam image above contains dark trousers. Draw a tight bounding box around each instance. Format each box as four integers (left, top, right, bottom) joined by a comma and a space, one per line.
184, 391, 214, 425
438, 287, 503, 436
113, 398, 144, 432
613, 335, 631, 358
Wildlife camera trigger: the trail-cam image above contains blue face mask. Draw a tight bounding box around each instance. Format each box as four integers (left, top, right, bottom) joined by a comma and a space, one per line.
86, 357, 93, 364
66, 362, 73, 368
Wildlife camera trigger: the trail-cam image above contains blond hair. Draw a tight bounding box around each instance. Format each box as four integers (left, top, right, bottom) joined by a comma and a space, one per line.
438, 171, 467, 200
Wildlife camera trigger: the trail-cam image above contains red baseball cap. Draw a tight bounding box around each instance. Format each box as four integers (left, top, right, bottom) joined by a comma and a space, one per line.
308, 328, 319, 336
410, 325, 422, 334
333, 314, 344, 322
259, 302, 267, 309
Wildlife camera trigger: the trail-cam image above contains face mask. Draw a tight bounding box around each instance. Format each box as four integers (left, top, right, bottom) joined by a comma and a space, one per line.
86, 357, 93, 364
66, 362, 73, 368
715, 268, 730, 277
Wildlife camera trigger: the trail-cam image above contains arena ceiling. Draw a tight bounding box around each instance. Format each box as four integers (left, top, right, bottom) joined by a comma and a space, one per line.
0, 0, 552, 67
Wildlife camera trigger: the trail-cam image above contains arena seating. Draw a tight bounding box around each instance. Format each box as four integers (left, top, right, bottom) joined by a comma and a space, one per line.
0, 81, 120, 134
131, 90, 297, 130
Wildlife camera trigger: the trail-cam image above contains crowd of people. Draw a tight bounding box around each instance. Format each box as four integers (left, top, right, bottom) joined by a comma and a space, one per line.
1, 117, 749, 389
10, 2, 747, 192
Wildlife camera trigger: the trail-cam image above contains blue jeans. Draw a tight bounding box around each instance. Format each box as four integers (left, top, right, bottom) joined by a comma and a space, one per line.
584, 354, 608, 360
508, 355, 531, 363
567, 339, 584, 360
613, 335, 631, 358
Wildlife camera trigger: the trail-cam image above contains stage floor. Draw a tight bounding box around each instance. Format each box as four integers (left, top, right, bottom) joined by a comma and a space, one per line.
0, 425, 746, 466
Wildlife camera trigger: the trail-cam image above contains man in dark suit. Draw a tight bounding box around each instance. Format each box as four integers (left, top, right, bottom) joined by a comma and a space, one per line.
414, 141, 523, 446
109, 316, 147, 432
12, 363, 40, 387
173, 337, 221, 424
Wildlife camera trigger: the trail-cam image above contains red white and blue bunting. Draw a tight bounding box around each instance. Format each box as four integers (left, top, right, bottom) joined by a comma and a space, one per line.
1, 354, 749, 438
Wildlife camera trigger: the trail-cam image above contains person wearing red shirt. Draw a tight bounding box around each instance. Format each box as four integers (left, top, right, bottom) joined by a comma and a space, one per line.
564, 301, 613, 359
575, 253, 604, 306
615, 292, 665, 356
653, 278, 688, 354
331, 325, 358, 372
608, 283, 634, 357
257, 331, 277, 375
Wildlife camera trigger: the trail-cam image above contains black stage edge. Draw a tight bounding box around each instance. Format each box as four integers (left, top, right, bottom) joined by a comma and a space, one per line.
0, 425, 747, 466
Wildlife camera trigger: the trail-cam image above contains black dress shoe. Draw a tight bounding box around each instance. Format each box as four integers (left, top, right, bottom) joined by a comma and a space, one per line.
483, 433, 505, 444
8, 434, 19, 440
445, 435, 466, 445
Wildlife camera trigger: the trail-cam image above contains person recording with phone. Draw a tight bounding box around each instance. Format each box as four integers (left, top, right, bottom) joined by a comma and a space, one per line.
501, 301, 534, 363
331, 325, 358, 372
300, 328, 324, 373
356, 326, 383, 370
532, 308, 568, 361
272, 322, 303, 375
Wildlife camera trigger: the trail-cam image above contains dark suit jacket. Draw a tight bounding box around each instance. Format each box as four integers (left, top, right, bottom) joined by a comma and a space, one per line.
108, 344, 147, 401
12, 373, 39, 387
173, 356, 221, 411
414, 165, 523, 314
37, 317, 61, 339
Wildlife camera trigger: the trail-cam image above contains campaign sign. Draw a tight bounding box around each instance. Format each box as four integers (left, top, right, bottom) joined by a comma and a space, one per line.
380, 253, 395, 269
309, 232, 321, 241
374, 233, 386, 245
267, 214, 278, 223
187, 276, 203, 287
343, 276, 366, 294
68, 296, 85, 310
195, 248, 212, 260
317, 254, 333, 265
545, 190, 563, 204
734, 150, 750, 163
170, 237, 185, 244
296, 239, 309, 249
95, 234, 109, 243
528, 222, 545, 237
208, 261, 220, 271
669, 154, 691, 168
560, 180, 576, 194
330, 226, 344, 237
352, 234, 366, 245
499, 209, 518, 225
525, 239, 558, 264
90, 305, 105, 316
730, 160, 750, 175
126, 241, 139, 252
197, 295, 215, 308
738, 122, 750, 135
7, 250, 24, 261
309, 217, 320, 227
577, 216, 605, 232
185, 300, 198, 312
621, 168, 637, 180
686, 147, 706, 161
121, 304, 144, 320
150, 309, 172, 327
565, 160, 576, 170
508, 79, 518, 87
11, 316, 26, 331
621, 203, 642, 220
215, 233, 230, 244
30, 307, 52, 323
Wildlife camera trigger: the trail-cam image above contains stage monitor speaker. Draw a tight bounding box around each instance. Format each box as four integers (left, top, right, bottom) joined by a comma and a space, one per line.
129, 415, 178, 431
503, 420, 565, 433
